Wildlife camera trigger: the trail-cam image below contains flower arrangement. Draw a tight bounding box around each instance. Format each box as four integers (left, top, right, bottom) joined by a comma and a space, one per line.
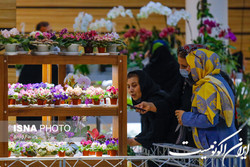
106, 139, 118, 151
8, 142, 16, 152
8, 88, 18, 100
104, 32, 124, 46
79, 140, 92, 152
106, 86, 118, 99
29, 31, 57, 46
86, 86, 105, 102
35, 87, 51, 100
37, 142, 58, 156
0, 28, 20, 44
92, 35, 109, 48
81, 30, 98, 50
51, 85, 68, 104
56, 142, 68, 157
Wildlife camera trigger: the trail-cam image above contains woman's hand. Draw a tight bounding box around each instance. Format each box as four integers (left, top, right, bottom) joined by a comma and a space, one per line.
127, 138, 141, 146
175, 110, 185, 125
135, 101, 157, 114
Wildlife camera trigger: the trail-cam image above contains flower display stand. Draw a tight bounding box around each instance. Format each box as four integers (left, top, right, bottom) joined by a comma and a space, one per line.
0, 54, 127, 166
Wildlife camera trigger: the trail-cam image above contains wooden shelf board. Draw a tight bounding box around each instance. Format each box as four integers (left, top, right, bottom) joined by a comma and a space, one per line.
7, 106, 118, 116
6, 55, 121, 65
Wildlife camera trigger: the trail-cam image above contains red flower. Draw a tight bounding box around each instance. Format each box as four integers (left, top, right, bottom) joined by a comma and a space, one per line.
218, 30, 226, 38
124, 29, 138, 38
139, 28, 152, 43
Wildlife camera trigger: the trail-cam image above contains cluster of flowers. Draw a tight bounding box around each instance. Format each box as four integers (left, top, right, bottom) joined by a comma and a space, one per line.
124, 28, 152, 43
199, 17, 237, 42
8, 82, 118, 106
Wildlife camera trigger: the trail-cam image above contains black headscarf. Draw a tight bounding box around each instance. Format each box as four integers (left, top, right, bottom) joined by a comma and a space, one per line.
143, 45, 181, 94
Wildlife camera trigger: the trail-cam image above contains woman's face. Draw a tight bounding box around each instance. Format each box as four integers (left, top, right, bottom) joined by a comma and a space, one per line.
178, 56, 191, 73
127, 76, 142, 101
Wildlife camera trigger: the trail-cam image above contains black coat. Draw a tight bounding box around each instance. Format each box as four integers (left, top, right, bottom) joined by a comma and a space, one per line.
130, 70, 178, 149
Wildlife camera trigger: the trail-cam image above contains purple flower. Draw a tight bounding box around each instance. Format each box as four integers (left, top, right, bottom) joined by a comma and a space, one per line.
72, 116, 78, 121
59, 28, 68, 37
203, 19, 217, 28
225, 29, 237, 42
65, 131, 74, 138
105, 140, 110, 146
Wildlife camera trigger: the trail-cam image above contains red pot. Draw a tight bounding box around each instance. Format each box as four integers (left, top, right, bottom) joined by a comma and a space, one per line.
82, 150, 89, 156
58, 151, 65, 157
21, 151, 24, 156
92, 99, 100, 105
54, 99, 61, 105
61, 100, 65, 104
110, 150, 117, 156
107, 150, 110, 155
96, 151, 103, 157
104, 98, 106, 104
10, 99, 16, 105
98, 47, 106, 53
22, 100, 29, 105
78, 99, 81, 104
8, 99, 11, 105
37, 99, 44, 105
72, 98, 79, 105
8, 151, 11, 157
89, 151, 95, 155
84, 46, 93, 53
110, 98, 118, 105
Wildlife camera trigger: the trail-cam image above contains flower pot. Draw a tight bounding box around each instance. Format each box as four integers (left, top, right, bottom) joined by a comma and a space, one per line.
27, 155, 35, 157
58, 151, 65, 157
37, 44, 49, 52
21, 151, 24, 156
54, 99, 61, 105
84, 46, 93, 53
106, 44, 119, 53
8, 151, 11, 157
22, 100, 29, 105
92, 99, 100, 105
37, 99, 45, 105
110, 98, 118, 105
95, 151, 103, 157
107, 150, 110, 155
5, 43, 18, 52
78, 99, 81, 104
61, 100, 65, 104
10, 99, 16, 105
82, 150, 89, 156
89, 151, 95, 155
98, 47, 106, 53
67, 44, 79, 52
72, 98, 79, 105
110, 150, 117, 156
104, 98, 107, 104
8, 99, 11, 105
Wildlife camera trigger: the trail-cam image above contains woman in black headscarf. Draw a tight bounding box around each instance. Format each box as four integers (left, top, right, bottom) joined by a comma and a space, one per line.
127, 70, 178, 149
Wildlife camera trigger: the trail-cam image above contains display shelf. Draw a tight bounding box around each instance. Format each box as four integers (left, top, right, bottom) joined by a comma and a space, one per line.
7, 55, 119, 65
7, 106, 119, 116
0, 54, 127, 161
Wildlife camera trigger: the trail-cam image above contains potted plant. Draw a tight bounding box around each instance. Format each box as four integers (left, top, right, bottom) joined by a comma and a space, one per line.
29, 31, 57, 54
91, 141, 105, 157
106, 139, 118, 156
66, 86, 84, 105
18, 89, 31, 105
106, 86, 118, 105
57, 143, 67, 157
236, 75, 250, 145
0, 28, 21, 54
35, 87, 51, 105
17, 34, 30, 54
93, 35, 109, 53
104, 32, 125, 53
86, 86, 105, 105
51, 85, 68, 106
8, 142, 16, 157
23, 142, 38, 157
56, 28, 85, 54
79, 140, 92, 156
81, 30, 98, 53
8, 88, 18, 105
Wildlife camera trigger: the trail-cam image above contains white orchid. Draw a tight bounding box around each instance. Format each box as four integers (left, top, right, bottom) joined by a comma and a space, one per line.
89, 18, 113, 32
137, 1, 172, 19
167, 9, 191, 26
73, 12, 93, 32
107, 6, 133, 19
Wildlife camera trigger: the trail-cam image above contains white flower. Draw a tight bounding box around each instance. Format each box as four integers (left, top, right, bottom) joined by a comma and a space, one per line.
137, 1, 172, 19
73, 12, 93, 32
9, 28, 20, 36
89, 18, 113, 32
29, 31, 42, 38
107, 6, 133, 19
167, 9, 191, 26
101, 143, 107, 150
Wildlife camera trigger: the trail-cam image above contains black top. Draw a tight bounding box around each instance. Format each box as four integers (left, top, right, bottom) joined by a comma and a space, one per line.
129, 70, 178, 149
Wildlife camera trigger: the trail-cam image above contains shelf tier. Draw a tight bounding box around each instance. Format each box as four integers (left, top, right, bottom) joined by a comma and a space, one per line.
7, 106, 118, 116
6, 55, 121, 65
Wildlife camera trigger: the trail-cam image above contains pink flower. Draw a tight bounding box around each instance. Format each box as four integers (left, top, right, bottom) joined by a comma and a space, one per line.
1, 29, 11, 38
35, 32, 41, 38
